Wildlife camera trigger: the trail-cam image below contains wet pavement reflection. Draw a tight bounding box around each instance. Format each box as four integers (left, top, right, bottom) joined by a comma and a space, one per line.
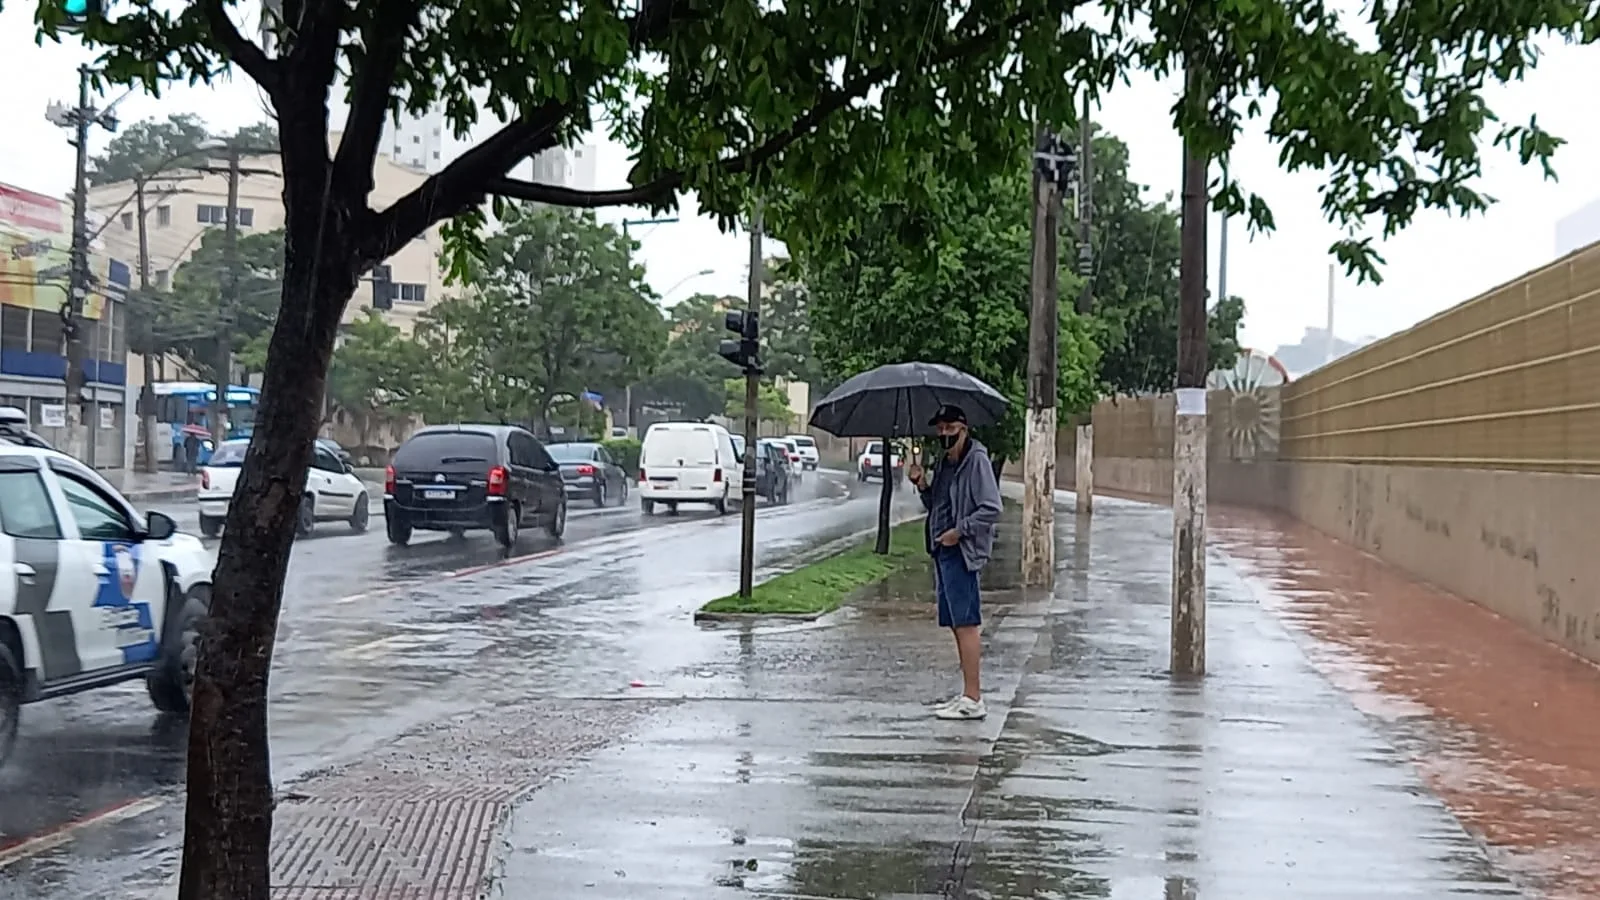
1215, 507, 1600, 900
1, 473, 867, 899
495, 494, 1522, 898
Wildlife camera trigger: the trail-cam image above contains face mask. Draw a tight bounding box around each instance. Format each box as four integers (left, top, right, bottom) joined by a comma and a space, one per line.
939, 432, 961, 450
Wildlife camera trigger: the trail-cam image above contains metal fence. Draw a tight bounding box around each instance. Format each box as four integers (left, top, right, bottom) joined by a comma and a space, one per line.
1279, 242, 1600, 472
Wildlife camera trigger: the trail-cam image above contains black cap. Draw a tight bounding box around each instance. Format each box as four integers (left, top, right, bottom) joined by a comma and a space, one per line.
928, 404, 968, 426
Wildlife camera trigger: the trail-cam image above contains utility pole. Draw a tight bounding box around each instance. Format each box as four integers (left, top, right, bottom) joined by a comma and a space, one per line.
738, 204, 763, 598
64, 65, 95, 467
1074, 93, 1095, 516
134, 179, 158, 472
1172, 57, 1211, 678
1023, 128, 1075, 588
214, 146, 242, 448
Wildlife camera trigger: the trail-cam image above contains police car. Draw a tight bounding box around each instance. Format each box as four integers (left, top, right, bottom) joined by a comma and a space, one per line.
0, 444, 214, 768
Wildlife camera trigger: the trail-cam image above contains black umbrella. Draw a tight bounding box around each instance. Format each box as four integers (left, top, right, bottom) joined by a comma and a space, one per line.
809, 362, 1009, 438
810, 362, 1008, 555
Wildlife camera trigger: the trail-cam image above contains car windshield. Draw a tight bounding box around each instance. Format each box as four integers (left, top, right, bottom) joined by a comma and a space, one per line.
546, 443, 598, 462
731, 436, 746, 457
395, 432, 497, 467
208, 440, 250, 466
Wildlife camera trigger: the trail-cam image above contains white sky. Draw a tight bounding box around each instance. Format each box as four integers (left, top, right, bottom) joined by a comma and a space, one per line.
2, 4, 1596, 353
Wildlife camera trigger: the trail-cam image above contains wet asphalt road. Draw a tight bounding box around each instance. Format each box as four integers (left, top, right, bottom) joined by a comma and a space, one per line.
0, 468, 886, 898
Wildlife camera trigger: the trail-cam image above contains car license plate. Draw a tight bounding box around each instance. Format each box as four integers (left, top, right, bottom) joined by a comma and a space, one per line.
422, 489, 456, 500
115, 627, 154, 648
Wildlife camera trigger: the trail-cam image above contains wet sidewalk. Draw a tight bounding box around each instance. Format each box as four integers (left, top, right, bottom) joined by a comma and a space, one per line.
102, 468, 199, 504
492, 497, 1519, 898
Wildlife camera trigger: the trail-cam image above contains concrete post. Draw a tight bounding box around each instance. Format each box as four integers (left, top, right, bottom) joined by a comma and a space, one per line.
1171, 388, 1207, 676
1074, 423, 1093, 514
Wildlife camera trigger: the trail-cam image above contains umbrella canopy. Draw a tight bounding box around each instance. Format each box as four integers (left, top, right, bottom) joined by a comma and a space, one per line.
809, 362, 1009, 438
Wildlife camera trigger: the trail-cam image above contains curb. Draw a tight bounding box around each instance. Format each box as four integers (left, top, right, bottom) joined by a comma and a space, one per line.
693, 609, 827, 624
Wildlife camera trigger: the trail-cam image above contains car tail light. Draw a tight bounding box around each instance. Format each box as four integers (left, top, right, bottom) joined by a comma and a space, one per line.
713, 468, 723, 483
488, 465, 508, 496
576, 463, 595, 476
638, 467, 647, 482
200, 470, 210, 490
384, 464, 395, 494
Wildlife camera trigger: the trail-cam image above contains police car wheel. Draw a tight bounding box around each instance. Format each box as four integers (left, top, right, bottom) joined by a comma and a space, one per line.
0, 641, 21, 768
199, 514, 222, 538
147, 586, 207, 715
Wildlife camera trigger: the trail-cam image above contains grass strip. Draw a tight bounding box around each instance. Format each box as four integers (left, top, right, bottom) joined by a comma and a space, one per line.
699, 518, 929, 616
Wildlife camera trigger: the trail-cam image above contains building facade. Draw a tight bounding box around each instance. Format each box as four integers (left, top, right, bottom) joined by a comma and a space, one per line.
0, 182, 133, 466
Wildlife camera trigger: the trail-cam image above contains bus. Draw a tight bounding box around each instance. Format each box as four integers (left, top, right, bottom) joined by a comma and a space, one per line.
149, 381, 260, 467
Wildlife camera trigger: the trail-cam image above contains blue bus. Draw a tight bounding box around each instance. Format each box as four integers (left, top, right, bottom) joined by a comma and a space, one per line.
150, 381, 260, 467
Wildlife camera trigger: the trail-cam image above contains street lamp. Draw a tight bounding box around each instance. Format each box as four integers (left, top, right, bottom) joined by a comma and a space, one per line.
662, 268, 715, 301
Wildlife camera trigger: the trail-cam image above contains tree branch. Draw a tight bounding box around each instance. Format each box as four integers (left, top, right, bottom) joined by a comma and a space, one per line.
200, 0, 281, 94
334, 0, 424, 199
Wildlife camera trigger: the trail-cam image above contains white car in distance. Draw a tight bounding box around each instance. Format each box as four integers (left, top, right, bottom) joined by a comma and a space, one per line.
198, 439, 372, 538
857, 440, 905, 482
785, 434, 820, 471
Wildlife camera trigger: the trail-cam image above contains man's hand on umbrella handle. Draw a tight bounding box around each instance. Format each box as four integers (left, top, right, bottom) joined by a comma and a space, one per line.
907, 461, 924, 488
937, 528, 960, 547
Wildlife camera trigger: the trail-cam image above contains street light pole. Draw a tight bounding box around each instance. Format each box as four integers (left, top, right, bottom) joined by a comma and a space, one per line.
65, 64, 96, 467
213, 146, 242, 448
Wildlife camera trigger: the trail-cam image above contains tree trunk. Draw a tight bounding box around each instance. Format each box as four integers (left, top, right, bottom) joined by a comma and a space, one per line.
177, 133, 362, 899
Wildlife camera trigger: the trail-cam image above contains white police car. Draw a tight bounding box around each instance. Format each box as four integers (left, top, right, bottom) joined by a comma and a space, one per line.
0, 444, 214, 768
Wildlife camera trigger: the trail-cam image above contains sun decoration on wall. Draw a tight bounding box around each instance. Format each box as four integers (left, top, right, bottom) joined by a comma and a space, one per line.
1206, 348, 1289, 460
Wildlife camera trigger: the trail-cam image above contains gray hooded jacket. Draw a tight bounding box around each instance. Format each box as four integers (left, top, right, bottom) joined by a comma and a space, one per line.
918, 437, 1002, 572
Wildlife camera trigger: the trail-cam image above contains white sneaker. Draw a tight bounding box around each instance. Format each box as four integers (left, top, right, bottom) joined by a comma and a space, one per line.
930, 693, 963, 710
935, 696, 987, 720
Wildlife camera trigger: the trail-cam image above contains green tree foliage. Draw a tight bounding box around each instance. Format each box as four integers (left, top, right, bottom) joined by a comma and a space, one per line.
634, 293, 741, 420
410, 204, 665, 428
166, 227, 286, 382
90, 114, 280, 185
759, 259, 817, 387
796, 172, 1102, 468
1075, 132, 1243, 396
323, 311, 425, 445
45, 0, 1594, 890
724, 378, 793, 424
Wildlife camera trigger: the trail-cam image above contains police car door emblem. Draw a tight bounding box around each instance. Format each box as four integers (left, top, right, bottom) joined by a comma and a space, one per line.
113, 544, 138, 600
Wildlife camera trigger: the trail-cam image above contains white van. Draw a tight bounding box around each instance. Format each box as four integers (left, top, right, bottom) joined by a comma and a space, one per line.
638, 422, 738, 515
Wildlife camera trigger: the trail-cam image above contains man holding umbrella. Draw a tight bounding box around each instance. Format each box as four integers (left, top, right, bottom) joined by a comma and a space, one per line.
908, 404, 1002, 720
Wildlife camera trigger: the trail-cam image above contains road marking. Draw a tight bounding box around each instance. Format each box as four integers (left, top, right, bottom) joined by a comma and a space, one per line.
336, 546, 566, 604
0, 796, 165, 868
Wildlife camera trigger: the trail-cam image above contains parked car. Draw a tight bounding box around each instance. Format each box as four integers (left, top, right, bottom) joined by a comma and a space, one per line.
384, 425, 567, 548
637, 421, 739, 515
776, 437, 804, 478
0, 443, 214, 768
317, 437, 353, 466
198, 439, 370, 538
731, 436, 793, 505
755, 439, 793, 504
546, 441, 630, 507
857, 440, 904, 482
0, 406, 52, 450
786, 434, 820, 470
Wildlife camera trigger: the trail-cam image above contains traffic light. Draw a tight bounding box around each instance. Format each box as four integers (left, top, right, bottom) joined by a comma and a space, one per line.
57, 0, 102, 30
718, 308, 760, 374
371, 264, 394, 310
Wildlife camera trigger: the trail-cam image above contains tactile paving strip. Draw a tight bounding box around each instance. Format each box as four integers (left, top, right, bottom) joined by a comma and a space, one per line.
271, 796, 504, 899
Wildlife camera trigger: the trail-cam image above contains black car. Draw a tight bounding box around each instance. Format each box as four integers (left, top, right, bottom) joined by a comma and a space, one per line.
545, 441, 630, 507
755, 438, 793, 504
384, 424, 567, 548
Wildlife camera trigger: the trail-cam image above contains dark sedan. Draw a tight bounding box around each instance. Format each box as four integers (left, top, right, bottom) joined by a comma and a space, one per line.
546, 441, 630, 507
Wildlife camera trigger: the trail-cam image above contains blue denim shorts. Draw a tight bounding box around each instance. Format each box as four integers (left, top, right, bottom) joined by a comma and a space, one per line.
934, 546, 982, 628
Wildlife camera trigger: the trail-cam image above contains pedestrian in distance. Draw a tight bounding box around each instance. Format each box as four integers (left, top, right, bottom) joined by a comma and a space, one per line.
907, 404, 1002, 720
